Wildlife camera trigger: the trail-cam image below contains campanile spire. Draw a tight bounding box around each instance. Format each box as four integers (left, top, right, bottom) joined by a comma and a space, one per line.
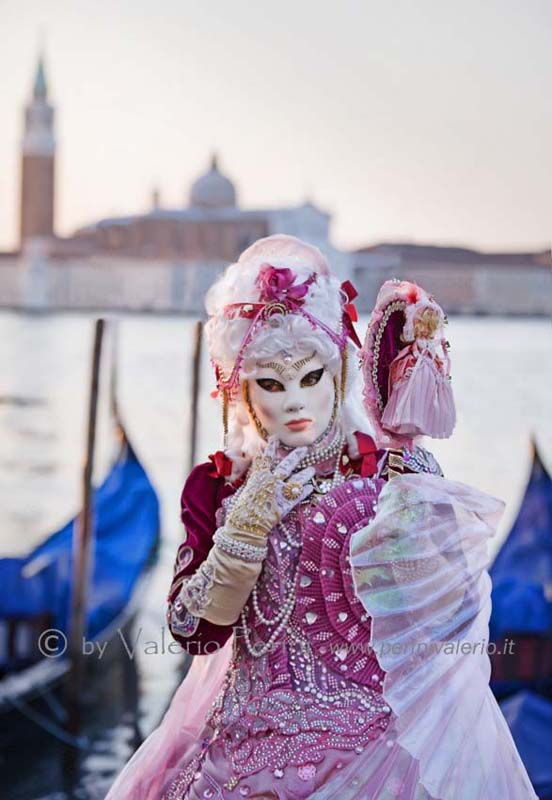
19, 51, 56, 245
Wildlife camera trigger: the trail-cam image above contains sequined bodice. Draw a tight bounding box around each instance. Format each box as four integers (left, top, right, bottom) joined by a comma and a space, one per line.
205, 479, 392, 780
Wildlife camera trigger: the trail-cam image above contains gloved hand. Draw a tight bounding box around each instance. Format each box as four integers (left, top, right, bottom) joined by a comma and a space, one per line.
225, 436, 315, 540
171, 437, 314, 630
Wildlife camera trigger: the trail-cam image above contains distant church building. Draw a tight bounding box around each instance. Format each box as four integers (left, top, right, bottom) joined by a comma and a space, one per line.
1, 54, 549, 314
70, 154, 269, 263
65, 150, 341, 267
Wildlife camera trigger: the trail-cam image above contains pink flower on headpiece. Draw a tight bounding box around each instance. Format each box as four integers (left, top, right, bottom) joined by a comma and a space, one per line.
256, 263, 314, 304
405, 284, 420, 304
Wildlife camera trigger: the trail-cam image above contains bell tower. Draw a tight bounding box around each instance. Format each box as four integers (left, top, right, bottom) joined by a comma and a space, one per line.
19, 53, 56, 246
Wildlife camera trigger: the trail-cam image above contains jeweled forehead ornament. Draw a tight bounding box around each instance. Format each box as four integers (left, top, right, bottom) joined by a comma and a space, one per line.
280, 349, 293, 364
257, 351, 316, 380
214, 263, 361, 400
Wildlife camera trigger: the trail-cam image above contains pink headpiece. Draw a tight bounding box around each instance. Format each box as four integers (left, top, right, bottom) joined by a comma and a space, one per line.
360, 279, 456, 447
215, 263, 361, 398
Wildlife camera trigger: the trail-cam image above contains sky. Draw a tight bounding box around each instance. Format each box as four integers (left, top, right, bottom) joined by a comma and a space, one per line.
0, 0, 550, 253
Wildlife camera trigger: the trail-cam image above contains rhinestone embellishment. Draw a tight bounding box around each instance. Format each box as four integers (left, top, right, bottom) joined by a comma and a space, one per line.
298, 763, 317, 780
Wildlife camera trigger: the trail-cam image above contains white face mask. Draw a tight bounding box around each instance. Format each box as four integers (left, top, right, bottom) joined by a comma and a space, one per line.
245, 353, 336, 447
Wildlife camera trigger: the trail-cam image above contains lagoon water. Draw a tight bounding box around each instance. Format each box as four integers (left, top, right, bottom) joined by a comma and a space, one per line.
1, 310, 551, 799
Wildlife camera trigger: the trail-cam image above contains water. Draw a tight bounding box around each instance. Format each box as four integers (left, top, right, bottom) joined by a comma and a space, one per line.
1, 310, 551, 799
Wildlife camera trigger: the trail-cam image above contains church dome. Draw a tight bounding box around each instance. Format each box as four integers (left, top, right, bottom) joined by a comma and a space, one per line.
189, 154, 237, 209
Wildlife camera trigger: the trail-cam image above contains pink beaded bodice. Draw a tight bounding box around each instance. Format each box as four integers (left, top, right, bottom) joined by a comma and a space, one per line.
205, 476, 392, 783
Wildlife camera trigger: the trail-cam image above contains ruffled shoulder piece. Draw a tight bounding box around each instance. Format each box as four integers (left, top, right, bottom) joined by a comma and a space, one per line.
349, 472, 537, 800
294, 477, 386, 687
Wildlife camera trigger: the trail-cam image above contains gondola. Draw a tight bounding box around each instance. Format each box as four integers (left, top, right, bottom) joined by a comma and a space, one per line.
489, 440, 552, 799
0, 422, 161, 732
489, 440, 552, 697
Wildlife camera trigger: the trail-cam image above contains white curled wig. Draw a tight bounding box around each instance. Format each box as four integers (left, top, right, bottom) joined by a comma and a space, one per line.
204, 234, 371, 481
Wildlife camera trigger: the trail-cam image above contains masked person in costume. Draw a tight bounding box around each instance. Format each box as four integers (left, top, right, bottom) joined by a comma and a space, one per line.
105, 235, 536, 800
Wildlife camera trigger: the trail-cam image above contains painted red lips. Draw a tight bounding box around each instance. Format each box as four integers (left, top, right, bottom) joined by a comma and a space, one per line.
285, 418, 312, 431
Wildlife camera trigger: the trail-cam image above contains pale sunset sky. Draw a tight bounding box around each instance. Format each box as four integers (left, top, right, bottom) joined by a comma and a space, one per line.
0, 0, 550, 253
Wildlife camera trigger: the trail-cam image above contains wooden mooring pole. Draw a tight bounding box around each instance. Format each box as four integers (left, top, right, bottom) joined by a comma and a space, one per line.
66, 317, 104, 737
188, 320, 203, 474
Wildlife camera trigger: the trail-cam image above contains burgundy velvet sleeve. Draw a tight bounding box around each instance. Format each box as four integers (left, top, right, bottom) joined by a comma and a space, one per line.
166, 461, 237, 656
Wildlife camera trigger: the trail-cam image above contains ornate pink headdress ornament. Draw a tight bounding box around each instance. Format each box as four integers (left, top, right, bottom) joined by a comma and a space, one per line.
360, 279, 456, 447
214, 263, 361, 399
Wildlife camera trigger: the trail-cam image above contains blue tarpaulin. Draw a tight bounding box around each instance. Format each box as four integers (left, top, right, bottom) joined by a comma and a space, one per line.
490, 445, 552, 641
0, 437, 160, 668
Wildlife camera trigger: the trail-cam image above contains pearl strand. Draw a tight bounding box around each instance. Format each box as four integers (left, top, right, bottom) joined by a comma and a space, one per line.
308, 433, 346, 494
279, 519, 302, 548
295, 429, 344, 470
241, 435, 348, 657
250, 436, 345, 629
251, 509, 300, 626
251, 575, 296, 627
330, 434, 346, 488
240, 572, 298, 657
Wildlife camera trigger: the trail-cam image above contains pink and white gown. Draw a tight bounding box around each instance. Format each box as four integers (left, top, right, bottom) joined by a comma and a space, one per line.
105, 461, 537, 799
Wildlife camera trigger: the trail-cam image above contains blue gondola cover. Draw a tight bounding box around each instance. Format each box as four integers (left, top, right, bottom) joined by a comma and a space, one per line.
490, 445, 552, 641
0, 438, 160, 670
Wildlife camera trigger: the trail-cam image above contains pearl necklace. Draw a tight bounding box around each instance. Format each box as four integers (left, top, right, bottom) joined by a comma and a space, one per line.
251, 572, 296, 627
245, 444, 346, 657
308, 433, 346, 494
241, 570, 298, 657
278, 516, 302, 548
251, 508, 300, 625
295, 429, 344, 470
236, 432, 348, 658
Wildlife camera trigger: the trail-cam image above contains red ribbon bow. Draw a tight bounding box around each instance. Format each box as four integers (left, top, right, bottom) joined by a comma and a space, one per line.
340, 280, 361, 347
207, 450, 233, 478
353, 431, 379, 477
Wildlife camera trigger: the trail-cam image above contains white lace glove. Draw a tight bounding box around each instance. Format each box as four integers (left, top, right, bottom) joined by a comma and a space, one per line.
225, 436, 315, 540
172, 438, 314, 629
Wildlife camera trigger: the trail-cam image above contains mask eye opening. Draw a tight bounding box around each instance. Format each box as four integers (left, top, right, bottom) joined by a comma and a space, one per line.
255, 378, 285, 393
299, 367, 325, 388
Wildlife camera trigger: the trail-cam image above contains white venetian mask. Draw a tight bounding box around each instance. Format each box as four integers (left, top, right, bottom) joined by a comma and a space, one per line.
244, 351, 336, 447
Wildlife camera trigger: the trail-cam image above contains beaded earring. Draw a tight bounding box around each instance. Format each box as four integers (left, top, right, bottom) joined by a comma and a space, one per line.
222, 388, 229, 450
340, 347, 348, 403
242, 380, 269, 441
331, 376, 339, 424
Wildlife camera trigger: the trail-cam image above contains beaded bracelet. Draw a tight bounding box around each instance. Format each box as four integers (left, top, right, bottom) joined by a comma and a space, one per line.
213, 527, 268, 563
